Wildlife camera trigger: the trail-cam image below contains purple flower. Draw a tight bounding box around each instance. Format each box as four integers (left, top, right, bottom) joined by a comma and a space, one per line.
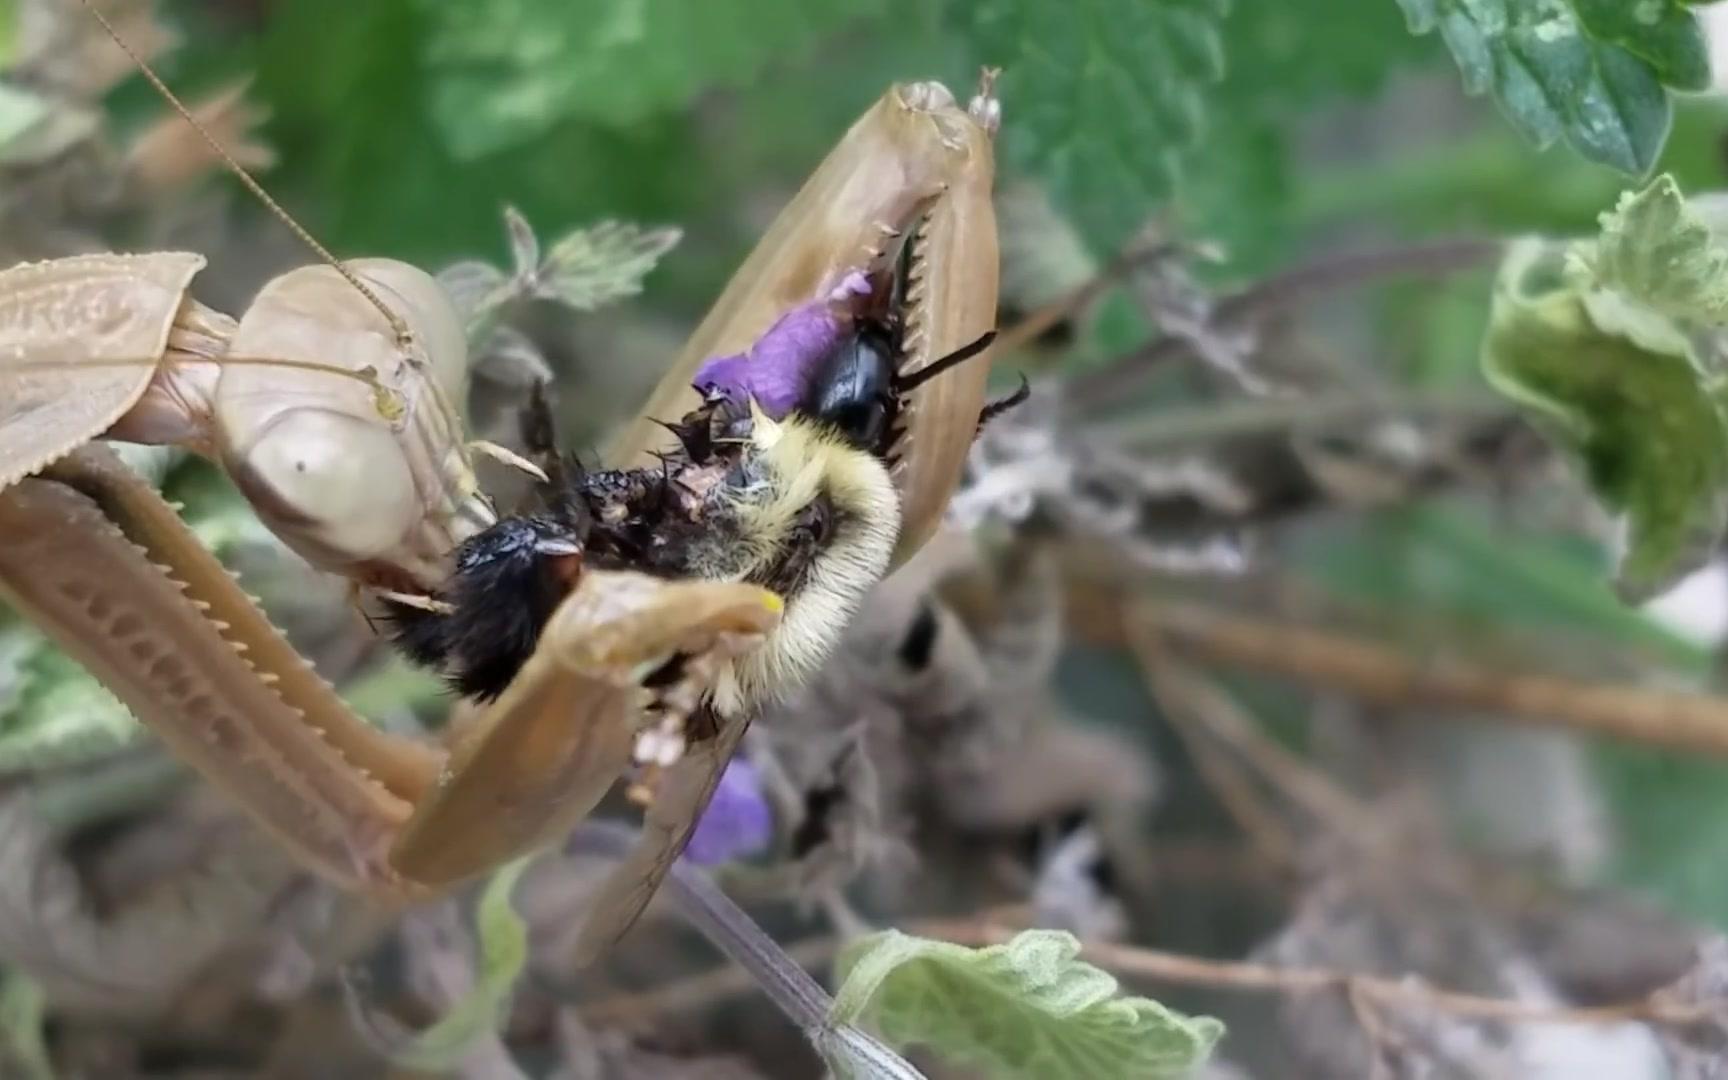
692, 269, 873, 419
684, 758, 774, 866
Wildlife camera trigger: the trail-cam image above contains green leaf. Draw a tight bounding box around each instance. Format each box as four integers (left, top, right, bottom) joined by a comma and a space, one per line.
831, 929, 1222, 1080
0, 636, 143, 772
1396, 0, 1697, 174
0, 971, 50, 1080
539, 219, 683, 311
1174, 0, 1437, 273
418, 0, 889, 159
0, 0, 16, 70
1573, 0, 1711, 90
1481, 237, 1728, 600
0, 84, 48, 150
386, 858, 531, 1071
963, 0, 1229, 252
1291, 505, 1715, 675
1573, 173, 1728, 323
1597, 744, 1728, 930
439, 209, 682, 347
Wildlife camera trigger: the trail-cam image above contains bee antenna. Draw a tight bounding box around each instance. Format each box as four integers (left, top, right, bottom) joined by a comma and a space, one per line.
78, 0, 412, 350
896, 329, 998, 394
977, 373, 1031, 434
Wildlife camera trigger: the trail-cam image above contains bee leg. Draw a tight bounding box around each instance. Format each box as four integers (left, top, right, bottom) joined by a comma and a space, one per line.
468, 439, 550, 484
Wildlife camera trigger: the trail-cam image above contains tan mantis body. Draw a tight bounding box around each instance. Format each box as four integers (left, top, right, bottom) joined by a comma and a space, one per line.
0, 66, 1001, 954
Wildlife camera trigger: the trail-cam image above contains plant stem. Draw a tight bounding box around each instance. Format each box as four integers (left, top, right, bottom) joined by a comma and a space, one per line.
571, 823, 926, 1079
1069, 237, 1504, 409
1138, 601, 1728, 757
1093, 388, 1510, 451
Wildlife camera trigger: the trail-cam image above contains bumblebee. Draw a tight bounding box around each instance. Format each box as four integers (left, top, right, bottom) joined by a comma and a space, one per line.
387, 266, 1014, 720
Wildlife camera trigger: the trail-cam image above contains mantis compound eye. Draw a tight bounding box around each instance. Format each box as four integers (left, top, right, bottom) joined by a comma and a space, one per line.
232, 408, 421, 566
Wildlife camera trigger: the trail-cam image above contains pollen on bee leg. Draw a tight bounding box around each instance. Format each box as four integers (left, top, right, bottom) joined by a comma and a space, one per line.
626, 729, 686, 805
634, 716, 688, 769
625, 768, 660, 808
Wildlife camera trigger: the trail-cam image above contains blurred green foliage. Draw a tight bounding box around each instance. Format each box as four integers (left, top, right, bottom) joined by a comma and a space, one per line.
1396, 0, 1707, 173
967, 0, 1227, 250
1294, 505, 1715, 674
142, 0, 1728, 287
0, 0, 14, 69
382, 858, 530, 1073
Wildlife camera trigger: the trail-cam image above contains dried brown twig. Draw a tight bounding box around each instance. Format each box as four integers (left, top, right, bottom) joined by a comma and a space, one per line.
1139, 601, 1728, 757
1130, 642, 1299, 865
1129, 627, 1378, 838
581, 907, 1720, 1035
993, 240, 1185, 357
1064, 237, 1504, 409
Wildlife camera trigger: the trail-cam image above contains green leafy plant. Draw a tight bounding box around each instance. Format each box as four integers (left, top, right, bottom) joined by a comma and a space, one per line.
417, 0, 889, 159
1480, 174, 1728, 600
383, 858, 531, 1072
1578, 172, 1728, 321
0, 644, 144, 772
1395, 0, 1714, 174
0, 85, 49, 154
0, 970, 50, 1080
964, 0, 1228, 252
0, 0, 14, 70
831, 929, 1222, 1080
439, 207, 682, 342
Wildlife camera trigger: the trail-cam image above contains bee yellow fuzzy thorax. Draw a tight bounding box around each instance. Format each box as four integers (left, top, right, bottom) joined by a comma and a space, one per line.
708, 407, 900, 716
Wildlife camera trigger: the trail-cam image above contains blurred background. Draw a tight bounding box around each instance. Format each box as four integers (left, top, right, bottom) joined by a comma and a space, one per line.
7, 0, 1728, 1077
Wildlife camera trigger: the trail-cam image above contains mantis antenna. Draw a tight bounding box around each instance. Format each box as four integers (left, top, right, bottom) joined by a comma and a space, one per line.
76, 0, 415, 352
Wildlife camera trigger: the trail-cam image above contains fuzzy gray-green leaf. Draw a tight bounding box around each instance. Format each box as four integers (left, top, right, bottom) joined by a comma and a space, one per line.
537, 220, 682, 311
831, 929, 1222, 1080
1573, 173, 1728, 324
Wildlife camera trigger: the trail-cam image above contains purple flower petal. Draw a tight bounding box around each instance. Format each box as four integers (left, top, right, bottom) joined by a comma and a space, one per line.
684, 758, 774, 866
692, 269, 873, 419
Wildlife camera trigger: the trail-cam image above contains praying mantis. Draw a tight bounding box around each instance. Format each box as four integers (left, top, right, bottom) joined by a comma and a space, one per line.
0, 9, 1002, 961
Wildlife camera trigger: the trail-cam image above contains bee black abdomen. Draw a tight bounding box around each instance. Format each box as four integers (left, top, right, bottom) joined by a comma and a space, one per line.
385, 601, 456, 671
384, 516, 580, 702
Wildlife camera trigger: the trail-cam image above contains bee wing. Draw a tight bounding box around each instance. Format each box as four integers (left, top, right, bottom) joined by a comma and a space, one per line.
569, 707, 752, 966
389, 570, 780, 888
0, 252, 206, 491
